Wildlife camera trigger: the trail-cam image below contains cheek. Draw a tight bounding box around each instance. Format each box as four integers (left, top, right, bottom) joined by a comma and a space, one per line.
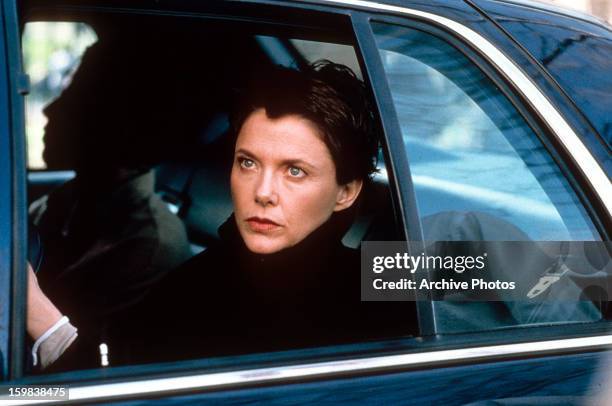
285, 182, 340, 227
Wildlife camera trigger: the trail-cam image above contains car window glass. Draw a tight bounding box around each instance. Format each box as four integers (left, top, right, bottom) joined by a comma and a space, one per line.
473, 0, 612, 150
371, 22, 600, 242
371, 21, 608, 334
23, 22, 97, 169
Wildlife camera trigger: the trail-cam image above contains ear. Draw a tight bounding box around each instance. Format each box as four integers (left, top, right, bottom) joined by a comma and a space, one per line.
334, 179, 363, 212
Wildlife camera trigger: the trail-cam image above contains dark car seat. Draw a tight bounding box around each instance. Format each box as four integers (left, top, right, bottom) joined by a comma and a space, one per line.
155, 112, 234, 253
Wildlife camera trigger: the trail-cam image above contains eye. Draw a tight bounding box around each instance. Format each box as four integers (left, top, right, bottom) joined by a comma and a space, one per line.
288, 166, 306, 178
239, 158, 256, 170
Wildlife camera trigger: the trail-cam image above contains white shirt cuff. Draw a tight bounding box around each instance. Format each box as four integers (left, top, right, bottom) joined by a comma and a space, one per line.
31, 316, 70, 367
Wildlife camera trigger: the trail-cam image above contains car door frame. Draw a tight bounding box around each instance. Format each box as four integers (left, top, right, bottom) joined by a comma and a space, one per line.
346, 0, 612, 336
5, 0, 612, 403
2, 0, 28, 382
9, 0, 421, 383
0, 0, 14, 382
344, 0, 611, 238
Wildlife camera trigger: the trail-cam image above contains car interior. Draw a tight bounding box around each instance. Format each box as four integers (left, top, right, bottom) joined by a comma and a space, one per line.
25, 11, 402, 254
23, 8, 416, 367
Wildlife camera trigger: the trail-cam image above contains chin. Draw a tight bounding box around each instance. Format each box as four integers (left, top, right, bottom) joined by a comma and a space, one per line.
243, 235, 287, 255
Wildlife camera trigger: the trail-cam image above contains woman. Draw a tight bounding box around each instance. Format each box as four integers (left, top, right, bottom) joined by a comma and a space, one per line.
28, 61, 409, 370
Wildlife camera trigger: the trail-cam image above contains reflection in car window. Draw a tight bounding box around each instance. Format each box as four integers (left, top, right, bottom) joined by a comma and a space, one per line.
372, 22, 599, 241
22, 22, 97, 169
483, 4, 612, 150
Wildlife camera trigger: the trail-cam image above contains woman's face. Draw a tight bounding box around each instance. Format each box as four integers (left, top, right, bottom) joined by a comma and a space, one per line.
231, 108, 361, 254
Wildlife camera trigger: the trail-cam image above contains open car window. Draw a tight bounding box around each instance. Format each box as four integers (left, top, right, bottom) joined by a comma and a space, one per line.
21, 8, 417, 377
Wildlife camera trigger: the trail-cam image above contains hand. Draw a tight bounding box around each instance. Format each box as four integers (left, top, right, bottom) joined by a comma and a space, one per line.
27, 264, 63, 340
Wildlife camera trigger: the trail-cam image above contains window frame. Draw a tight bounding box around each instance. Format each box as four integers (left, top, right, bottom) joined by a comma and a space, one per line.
362, 13, 611, 241
13, 0, 420, 384
0, 0, 14, 382
352, 4, 612, 332
368, 19, 602, 242
4, 0, 28, 382
368, 3, 612, 239
7, 0, 612, 399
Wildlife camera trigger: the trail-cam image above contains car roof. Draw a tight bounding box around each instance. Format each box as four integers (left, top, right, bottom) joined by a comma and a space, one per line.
304, 0, 610, 29
23, 0, 608, 30
489, 0, 610, 28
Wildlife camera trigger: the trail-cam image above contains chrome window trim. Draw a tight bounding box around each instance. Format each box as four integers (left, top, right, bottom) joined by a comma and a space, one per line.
6, 335, 612, 404
318, 0, 612, 218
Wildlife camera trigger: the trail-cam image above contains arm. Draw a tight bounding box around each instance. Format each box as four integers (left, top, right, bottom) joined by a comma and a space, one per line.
27, 264, 78, 369
27, 264, 62, 339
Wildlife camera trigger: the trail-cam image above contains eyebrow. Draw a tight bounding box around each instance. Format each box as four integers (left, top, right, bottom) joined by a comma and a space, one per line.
235, 148, 317, 170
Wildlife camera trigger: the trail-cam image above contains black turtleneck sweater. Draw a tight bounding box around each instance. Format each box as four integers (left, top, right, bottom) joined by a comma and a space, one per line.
115, 213, 414, 365
46, 213, 414, 371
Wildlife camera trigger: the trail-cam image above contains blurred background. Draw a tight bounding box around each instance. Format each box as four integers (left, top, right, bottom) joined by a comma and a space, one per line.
23, 22, 97, 169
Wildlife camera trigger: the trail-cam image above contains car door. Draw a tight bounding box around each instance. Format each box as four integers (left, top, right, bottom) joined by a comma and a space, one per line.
351, 0, 611, 404
4, 0, 611, 405
2, 0, 29, 385
0, 0, 13, 383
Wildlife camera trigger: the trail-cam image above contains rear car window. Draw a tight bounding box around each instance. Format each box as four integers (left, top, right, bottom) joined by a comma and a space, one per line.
473, 1, 612, 153
372, 21, 600, 242
371, 20, 605, 333
22, 22, 97, 169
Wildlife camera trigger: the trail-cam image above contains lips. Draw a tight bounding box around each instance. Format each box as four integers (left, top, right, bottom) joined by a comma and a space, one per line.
246, 217, 281, 233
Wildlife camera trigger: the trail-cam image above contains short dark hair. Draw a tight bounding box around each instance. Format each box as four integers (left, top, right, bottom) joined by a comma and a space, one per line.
230, 61, 378, 185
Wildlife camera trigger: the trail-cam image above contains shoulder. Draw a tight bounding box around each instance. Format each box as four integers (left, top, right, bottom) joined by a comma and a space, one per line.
178, 242, 229, 272
147, 195, 188, 239
124, 194, 191, 270
327, 243, 359, 287
335, 243, 359, 264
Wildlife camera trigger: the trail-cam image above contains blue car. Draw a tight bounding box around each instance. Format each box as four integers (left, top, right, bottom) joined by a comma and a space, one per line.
0, 0, 610, 404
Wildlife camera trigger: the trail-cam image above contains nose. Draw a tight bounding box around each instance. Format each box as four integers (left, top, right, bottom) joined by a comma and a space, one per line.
254, 170, 279, 207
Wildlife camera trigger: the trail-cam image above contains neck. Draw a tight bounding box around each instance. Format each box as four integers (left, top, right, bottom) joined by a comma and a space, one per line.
219, 212, 351, 292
